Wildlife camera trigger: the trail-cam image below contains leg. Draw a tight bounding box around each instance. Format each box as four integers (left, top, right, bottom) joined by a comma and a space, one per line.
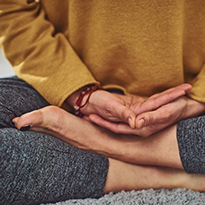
104, 158, 205, 194
0, 76, 49, 129
10, 93, 205, 194
0, 77, 108, 204
13, 106, 183, 169
0, 128, 108, 204
177, 116, 205, 174
12, 105, 205, 170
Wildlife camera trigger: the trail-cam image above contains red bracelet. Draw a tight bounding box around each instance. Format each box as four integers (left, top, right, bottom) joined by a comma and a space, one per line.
74, 85, 102, 116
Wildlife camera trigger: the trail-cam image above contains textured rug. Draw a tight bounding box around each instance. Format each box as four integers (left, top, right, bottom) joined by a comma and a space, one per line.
44, 189, 205, 205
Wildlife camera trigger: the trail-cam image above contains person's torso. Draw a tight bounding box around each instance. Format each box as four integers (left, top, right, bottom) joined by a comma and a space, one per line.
41, 0, 205, 96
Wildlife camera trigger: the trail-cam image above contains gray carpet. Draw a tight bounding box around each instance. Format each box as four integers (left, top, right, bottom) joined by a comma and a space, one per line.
44, 189, 205, 205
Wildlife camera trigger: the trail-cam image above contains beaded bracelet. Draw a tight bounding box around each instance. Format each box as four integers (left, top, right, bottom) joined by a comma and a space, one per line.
74, 85, 103, 116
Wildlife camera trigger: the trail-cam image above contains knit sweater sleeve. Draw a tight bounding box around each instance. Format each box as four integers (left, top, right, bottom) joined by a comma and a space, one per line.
188, 64, 205, 103
183, 1, 205, 103
0, 0, 98, 107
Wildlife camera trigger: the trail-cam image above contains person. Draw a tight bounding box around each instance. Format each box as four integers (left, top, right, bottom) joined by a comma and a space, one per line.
0, 0, 205, 204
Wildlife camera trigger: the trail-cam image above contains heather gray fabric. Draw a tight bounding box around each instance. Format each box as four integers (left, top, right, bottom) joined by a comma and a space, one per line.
0, 77, 109, 205
177, 115, 205, 174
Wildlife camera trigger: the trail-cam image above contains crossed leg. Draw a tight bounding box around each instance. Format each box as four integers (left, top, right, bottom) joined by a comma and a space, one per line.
0, 77, 108, 204
1, 77, 205, 205
13, 105, 205, 193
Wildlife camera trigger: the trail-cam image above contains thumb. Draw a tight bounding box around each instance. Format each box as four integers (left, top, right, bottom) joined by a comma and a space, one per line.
116, 105, 136, 128
135, 111, 159, 129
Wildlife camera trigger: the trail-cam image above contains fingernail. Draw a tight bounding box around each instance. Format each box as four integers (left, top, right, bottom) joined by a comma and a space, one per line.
128, 117, 135, 129
20, 125, 31, 131
138, 118, 145, 129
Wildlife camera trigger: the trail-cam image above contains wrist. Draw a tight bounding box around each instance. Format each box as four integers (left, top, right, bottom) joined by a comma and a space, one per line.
66, 88, 83, 108
184, 96, 205, 118
66, 85, 103, 116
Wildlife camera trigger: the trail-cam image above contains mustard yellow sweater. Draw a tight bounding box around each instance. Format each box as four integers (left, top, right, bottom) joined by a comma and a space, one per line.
0, 0, 205, 107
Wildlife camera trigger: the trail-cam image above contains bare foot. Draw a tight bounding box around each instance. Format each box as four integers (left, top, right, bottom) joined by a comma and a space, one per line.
12, 106, 120, 156
12, 106, 182, 168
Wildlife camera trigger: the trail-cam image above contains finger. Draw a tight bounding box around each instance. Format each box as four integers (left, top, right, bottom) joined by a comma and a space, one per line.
82, 115, 92, 122
113, 104, 137, 129
134, 85, 190, 115
135, 108, 171, 129
173, 83, 192, 93
89, 114, 139, 134
104, 100, 137, 128
149, 83, 192, 99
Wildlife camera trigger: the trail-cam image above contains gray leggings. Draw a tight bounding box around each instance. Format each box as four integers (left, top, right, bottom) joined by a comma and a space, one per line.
177, 116, 205, 174
0, 77, 108, 205
0, 77, 205, 205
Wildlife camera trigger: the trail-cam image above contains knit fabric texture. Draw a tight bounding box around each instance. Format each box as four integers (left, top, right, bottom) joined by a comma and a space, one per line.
44, 189, 205, 205
177, 115, 205, 174
0, 77, 108, 205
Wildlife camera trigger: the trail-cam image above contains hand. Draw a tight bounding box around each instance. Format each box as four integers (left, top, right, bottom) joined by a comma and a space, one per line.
85, 84, 193, 136
87, 95, 205, 137
80, 89, 137, 128
71, 83, 192, 130
135, 95, 205, 130
67, 87, 137, 128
